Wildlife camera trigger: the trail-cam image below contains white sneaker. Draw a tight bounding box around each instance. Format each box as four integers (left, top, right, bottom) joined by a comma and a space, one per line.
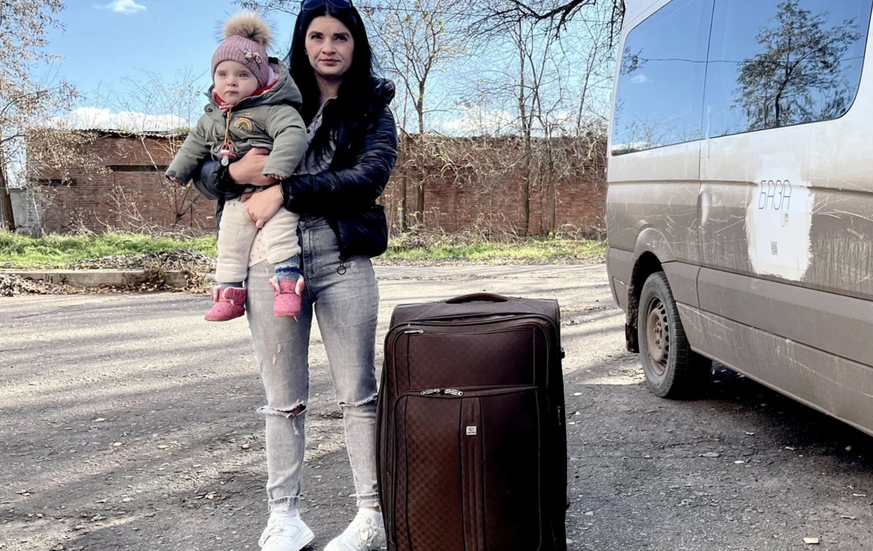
259, 513, 315, 551
324, 510, 382, 551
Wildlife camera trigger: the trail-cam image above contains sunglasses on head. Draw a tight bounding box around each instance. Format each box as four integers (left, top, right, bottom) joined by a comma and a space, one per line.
301, 0, 353, 10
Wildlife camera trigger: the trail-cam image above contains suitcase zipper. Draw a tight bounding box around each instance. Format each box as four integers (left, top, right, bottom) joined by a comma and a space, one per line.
420, 388, 464, 396
399, 385, 539, 405
386, 314, 561, 373
390, 314, 558, 380
399, 316, 549, 329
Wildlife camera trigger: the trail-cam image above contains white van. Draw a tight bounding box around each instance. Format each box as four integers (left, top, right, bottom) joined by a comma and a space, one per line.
607, 0, 873, 434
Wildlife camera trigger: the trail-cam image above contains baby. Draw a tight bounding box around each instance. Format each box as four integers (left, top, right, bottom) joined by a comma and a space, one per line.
166, 12, 307, 322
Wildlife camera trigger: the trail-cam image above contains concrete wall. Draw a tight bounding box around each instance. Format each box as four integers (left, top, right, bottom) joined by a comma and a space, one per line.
7, 188, 42, 235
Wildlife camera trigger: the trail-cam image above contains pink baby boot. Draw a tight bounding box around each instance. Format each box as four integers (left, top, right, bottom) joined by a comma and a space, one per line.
270, 276, 305, 318
204, 286, 247, 322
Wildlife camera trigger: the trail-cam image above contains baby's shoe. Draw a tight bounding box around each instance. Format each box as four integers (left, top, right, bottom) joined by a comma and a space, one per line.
204, 286, 247, 322
270, 276, 304, 318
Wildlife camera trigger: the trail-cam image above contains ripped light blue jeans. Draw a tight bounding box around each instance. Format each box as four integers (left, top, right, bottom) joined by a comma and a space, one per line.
245, 216, 380, 511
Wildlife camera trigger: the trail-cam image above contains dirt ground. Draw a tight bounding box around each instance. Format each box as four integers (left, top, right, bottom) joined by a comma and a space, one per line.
2, 264, 873, 551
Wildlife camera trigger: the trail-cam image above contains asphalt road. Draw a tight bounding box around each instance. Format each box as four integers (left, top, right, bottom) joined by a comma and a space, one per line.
2, 264, 873, 551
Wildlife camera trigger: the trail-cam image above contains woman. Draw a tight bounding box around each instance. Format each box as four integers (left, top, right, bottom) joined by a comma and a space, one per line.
193, 1, 397, 549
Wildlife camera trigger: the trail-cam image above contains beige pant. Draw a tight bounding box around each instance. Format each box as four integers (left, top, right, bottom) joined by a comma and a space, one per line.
215, 198, 301, 284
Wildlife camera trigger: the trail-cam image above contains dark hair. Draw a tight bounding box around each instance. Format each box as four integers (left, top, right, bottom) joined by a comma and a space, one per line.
287, 3, 377, 164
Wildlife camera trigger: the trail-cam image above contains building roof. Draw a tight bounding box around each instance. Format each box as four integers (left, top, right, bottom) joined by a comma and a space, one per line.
80, 129, 187, 139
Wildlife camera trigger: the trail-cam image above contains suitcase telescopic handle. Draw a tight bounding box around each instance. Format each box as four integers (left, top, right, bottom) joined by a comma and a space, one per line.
445, 293, 509, 304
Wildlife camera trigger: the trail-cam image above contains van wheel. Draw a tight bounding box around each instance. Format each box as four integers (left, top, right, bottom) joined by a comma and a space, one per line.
638, 271, 710, 398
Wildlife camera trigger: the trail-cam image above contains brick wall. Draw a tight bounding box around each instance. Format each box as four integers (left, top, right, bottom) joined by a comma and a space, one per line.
380, 137, 607, 237
380, 172, 606, 237
35, 132, 606, 237
36, 131, 215, 234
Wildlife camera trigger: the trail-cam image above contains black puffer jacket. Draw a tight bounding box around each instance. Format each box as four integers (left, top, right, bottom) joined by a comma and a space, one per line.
193, 78, 398, 260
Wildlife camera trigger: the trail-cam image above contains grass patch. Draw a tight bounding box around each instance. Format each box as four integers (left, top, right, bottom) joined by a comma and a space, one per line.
382, 234, 606, 264
0, 232, 218, 268
0, 230, 606, 269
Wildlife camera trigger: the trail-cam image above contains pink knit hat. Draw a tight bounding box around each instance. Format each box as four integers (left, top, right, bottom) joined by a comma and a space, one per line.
212, 12, 273, 88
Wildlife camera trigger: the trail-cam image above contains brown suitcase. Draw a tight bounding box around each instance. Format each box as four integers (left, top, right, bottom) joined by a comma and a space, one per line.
377, 293, 567, 551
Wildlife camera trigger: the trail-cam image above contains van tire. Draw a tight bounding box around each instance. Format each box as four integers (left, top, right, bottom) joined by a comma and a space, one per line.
637, 271, 710, 398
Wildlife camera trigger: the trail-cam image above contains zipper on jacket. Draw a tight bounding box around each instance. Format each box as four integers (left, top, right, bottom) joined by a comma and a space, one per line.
219, 107, 234, 166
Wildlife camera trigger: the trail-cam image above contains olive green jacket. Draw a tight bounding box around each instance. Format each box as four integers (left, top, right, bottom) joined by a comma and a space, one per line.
166, 62, 307, 183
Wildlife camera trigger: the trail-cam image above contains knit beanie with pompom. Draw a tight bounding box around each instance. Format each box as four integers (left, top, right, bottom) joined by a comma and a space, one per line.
212, 12, 273, 88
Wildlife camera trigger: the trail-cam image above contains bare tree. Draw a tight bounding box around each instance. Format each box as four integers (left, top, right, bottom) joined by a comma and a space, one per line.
366, 0, 467, 228
473, 0, 625, 39
454, 3, 613, 235
0, 0, 72, 230
238, 0, 614, 238
237, 0, 467, 230
464, 17, 563, 236
100, 69, 206, 229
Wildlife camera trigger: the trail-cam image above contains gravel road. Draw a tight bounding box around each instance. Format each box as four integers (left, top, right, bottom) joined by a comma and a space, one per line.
2, 264, 872, 551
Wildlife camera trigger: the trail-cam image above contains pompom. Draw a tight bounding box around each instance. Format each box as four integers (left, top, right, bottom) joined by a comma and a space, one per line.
223, 11, 272, 48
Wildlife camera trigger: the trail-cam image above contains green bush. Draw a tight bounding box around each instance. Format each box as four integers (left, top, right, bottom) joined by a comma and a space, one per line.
0, 230, 605, 268
0, 231, 218, 268
382, 232, 606, 263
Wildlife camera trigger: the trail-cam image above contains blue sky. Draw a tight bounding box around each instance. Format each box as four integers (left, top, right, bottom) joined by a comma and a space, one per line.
44, 0, 297, 129
40, 0, 612, 134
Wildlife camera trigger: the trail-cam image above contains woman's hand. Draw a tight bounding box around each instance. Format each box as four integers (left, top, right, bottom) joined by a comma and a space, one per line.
228, 147, 275, 186
241, 185, 284, 228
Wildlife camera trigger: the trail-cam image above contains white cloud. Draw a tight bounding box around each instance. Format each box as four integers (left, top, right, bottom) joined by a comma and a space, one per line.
97, 0, 147, 14
436, 107, 516, 136
57, 107, 188, 132
631, 74, 652, 84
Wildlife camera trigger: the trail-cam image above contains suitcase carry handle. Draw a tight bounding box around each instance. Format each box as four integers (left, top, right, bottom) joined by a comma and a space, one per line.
445, 293, 509, 304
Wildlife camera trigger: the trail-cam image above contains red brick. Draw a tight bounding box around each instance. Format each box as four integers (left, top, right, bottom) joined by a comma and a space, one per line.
36, 132, 606, 237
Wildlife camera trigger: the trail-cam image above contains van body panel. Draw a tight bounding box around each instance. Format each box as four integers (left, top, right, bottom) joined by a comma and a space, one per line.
608, 0, 873, 434
805, 189, 873, 301
613, 278, 629, 311
698, 268, 873, 367
679, 304, 873, 437
808, 25, 873, 195
662, 262, 700, 309
606, 142, 702, 264
606, 247, 635, 289
700, 104, 873, 301
699, 125, 812, 280
805, 72, 873, 300
624, 0, 668, 25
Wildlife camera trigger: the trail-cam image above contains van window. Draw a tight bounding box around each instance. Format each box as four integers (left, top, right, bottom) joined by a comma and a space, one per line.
704, 0, 873, 138
611, 0, 714, 155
